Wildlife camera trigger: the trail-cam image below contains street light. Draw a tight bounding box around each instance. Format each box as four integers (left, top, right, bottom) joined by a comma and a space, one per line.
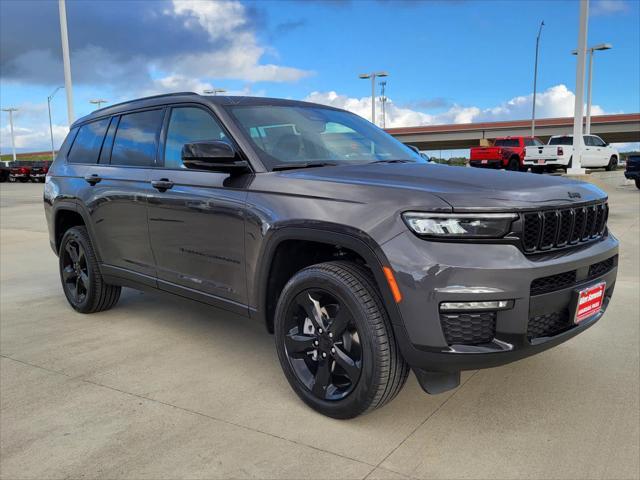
2, 108, 18, 162
203, 88, 226, 96
359, 71, 388, 125
89, 99, 108, 109
48, 86, 64, 161
572, 43, 612, 134
531, 20, 544, 138
58, 0, 74, 124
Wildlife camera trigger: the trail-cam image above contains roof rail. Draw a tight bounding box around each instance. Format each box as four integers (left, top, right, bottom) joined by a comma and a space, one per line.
91, 91, 199, 114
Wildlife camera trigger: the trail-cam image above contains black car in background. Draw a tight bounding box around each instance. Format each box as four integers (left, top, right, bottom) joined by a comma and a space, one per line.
624, 154, 640, 189
29, 161, 52, 182
44, 93, 618, 418
0, 161, 10, 182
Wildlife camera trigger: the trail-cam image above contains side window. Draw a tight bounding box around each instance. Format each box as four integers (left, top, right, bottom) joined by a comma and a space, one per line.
524, 138, 533, 147
111, 109, 164, 167
593, 136, 606, 147
164, 107, 228, 169
67, 118, 110, 164
584, 136, 594, 146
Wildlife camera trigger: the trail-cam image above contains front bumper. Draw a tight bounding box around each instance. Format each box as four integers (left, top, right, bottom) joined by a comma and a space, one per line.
624, 170, 640, 180
381, 231, 618, 373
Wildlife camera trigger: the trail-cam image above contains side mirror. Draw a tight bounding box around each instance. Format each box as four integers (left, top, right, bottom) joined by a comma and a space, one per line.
182, 140, 250, 172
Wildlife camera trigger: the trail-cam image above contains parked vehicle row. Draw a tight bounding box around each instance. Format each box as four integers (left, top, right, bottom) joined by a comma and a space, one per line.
0, 161, 51, 182
45, 92, 618, 418
469, 134, 619, 173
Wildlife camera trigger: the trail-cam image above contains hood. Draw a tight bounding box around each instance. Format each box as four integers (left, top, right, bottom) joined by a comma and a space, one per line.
280, 163, 607, 211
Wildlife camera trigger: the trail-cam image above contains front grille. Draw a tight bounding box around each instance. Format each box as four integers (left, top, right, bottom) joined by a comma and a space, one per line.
440, 312, 496, 345
530, 270, 577, 296
527, 309, 572, 339
588, 255, 617, 279
522, 202, 608, 253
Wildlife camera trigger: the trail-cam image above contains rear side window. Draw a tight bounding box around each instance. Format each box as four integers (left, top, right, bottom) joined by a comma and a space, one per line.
549, 136, 573, 145
67, 118, 110, 164
164, 107, 228, 169
110, 109, 164, 167
494, 139, 520, 147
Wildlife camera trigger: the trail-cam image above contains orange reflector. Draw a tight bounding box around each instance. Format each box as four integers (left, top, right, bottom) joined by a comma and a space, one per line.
382, 266, 402, 303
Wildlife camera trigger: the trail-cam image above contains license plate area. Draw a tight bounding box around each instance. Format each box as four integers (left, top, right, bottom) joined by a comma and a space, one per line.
537, 159, 545, 165
574, 282, 606, 324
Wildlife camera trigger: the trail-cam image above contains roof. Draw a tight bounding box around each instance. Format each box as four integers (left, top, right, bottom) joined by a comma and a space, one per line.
72, 93, 341, 128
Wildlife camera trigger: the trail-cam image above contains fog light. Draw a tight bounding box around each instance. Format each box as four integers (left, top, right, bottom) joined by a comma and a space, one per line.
440, 300, 512, 312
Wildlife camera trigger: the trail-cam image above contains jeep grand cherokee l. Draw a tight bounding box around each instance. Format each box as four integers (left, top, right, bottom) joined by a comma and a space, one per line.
44, 93, 618, 419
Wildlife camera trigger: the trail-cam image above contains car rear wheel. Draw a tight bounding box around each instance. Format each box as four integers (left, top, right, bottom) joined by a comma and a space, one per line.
59, 226, 121, 313
274, 261, 409, 419
605, 156, 617, 171
506, 157, 520, 171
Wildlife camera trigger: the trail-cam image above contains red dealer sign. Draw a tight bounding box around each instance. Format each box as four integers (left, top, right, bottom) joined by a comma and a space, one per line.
575, 283, 606, 323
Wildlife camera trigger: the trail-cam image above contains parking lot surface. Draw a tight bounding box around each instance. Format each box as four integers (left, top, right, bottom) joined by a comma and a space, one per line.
1, 172, 639, 480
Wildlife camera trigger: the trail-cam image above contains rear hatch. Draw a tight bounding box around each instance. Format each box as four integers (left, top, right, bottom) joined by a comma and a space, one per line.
525, 144, 562, 161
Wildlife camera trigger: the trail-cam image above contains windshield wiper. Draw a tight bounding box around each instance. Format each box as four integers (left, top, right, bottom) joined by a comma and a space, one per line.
272, 161, 338, 171
368, 159, 415, 165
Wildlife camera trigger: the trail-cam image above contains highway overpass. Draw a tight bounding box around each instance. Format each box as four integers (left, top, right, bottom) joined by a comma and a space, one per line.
386, 113, 640, 150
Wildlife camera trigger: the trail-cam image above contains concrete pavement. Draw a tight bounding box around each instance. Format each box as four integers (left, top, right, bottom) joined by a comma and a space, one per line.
1, 172, 638, 479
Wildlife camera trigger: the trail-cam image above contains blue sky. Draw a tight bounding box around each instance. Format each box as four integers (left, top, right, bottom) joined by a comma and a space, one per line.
1, 0, 639, 154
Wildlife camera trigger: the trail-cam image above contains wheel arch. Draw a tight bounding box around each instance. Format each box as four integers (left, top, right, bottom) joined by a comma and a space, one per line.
253, 226, 402, 333
53, 203, 102, 262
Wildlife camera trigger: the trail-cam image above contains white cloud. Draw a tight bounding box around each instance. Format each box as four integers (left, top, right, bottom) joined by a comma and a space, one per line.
592, 0, 630, 16
161, 0, 313, 83
0, 101, 69, 153
306, 84, 606, 127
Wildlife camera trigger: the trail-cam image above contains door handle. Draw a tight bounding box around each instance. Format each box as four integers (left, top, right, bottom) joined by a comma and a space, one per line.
84, 174, 102, 185
151, 178, 174, 192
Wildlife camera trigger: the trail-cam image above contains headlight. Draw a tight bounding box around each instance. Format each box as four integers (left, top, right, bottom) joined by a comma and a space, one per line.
402, 212, 517, 238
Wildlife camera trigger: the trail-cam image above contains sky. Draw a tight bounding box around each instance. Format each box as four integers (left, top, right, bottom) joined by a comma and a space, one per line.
1, 0, 639, 155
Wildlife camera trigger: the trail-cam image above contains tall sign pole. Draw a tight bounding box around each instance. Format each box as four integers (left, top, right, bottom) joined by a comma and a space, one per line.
531, 20, 544, 138
58, 0, 75, 124
568, 0, 589, 175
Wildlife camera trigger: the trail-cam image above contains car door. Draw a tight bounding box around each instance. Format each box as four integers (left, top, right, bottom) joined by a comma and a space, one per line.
582, 135, 597, 167
73, 109, 164, 285
147, 105, 249, 313
590, 135, 610, 167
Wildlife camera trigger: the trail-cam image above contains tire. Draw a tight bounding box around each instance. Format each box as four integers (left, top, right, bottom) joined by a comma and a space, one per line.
605, 156, 617, 172
274, 261, 409, 419
506, 157, 520, 171
635, 178, 640, 190
59, 226, 121, 313
19, 178, 28, 183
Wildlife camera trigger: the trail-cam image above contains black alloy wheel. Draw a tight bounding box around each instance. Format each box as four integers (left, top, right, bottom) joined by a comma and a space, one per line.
59, 226, 121, 313
274, 261, 409, 419
283, 288, 362, 401
61, 238, 90, 305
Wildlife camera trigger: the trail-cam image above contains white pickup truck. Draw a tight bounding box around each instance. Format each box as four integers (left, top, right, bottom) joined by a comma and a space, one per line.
524, 134, 619, 173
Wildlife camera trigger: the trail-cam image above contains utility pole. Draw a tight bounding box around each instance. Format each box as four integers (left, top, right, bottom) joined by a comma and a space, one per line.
58, 0, 74, 124
2, 108, 18, 162
359, 71, 388, 125
568, 0, 589, 176
48, 87, 63, 161
531, 20, 544, 138
379, 81, 387, 128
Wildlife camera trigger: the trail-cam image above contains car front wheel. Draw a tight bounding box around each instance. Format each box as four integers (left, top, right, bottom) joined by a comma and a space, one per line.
59, 226, 121, 313
274, 261, 408, 419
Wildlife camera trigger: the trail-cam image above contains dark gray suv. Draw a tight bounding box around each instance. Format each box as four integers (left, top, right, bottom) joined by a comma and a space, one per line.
44, 93, 618, 418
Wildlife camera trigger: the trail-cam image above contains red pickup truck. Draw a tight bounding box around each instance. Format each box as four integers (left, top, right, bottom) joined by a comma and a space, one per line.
469, 136, 543, 171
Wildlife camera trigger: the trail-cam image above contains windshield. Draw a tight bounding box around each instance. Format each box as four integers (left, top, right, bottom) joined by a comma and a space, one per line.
227, 105, 424, 170
549, 136, 573, 145
494, 139, 520, 147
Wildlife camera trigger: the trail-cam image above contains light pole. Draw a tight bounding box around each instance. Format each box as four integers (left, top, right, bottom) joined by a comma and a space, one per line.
572, 43, 612, 134
2, 108, 18, 162
359, 71, 388, 125
379, 81, 388, 129
531, 20, 544, 138
89, 99, 108, 109
203, 88, 226, 96
569, 0, 589, 176
48, 86, 63, 161
58, 0, 74, 124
